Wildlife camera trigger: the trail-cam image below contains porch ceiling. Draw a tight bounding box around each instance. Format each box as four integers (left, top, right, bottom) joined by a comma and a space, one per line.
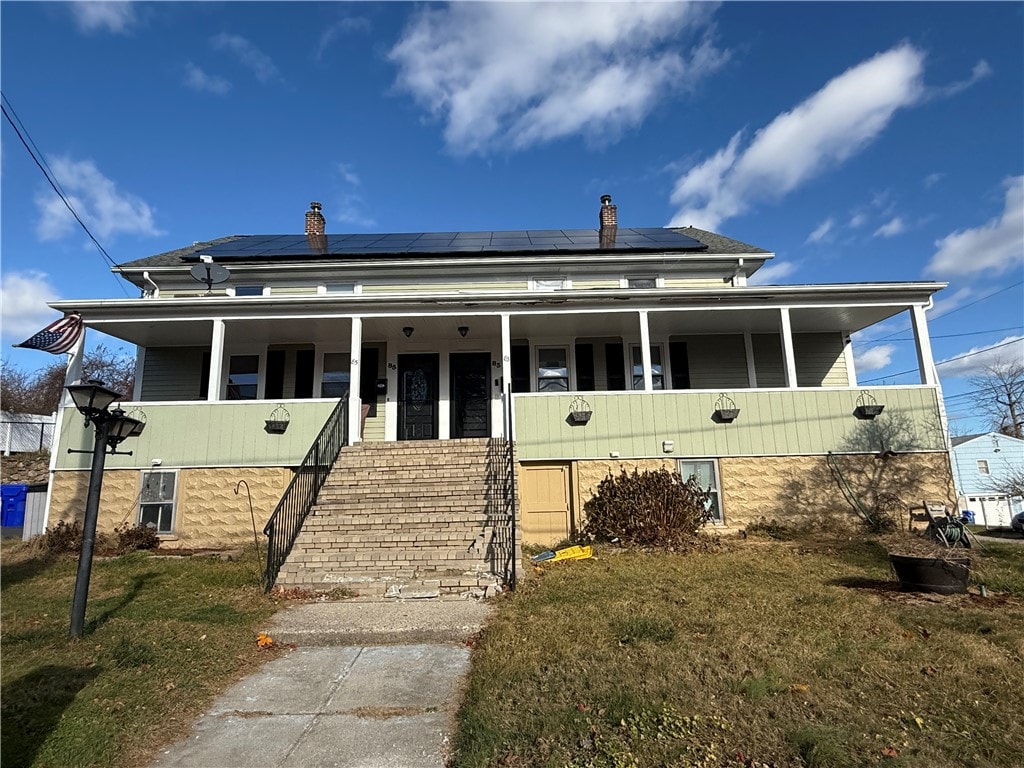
90, 317, 354, 347
362, 314, 499, 341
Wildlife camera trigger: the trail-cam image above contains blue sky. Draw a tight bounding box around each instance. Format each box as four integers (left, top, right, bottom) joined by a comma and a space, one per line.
1, 1, 1022, 434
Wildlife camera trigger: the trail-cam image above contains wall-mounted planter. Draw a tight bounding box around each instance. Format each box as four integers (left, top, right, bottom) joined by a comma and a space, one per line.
854, 404, 885, 420
889, 553, 969, 595
264, 420, 289, 435
569, 410, 592, 425
713, 408, 740, 423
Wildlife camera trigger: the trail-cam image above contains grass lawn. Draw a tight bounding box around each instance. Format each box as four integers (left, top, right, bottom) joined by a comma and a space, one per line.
1, 543, 284, 768
454, 533, 1024, 768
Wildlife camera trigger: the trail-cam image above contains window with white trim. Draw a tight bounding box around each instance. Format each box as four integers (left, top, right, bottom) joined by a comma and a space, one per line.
531, 276, 570, 291
139, 471, 177, 534
537, 347, 569, 391
321, 352, 351, 398
630, 344, 665, 390
226, 355, 259, 400
323, 282, 358, 294
625, 275, 659, 289
977, 460, 990, 475
678, 459, 722, 523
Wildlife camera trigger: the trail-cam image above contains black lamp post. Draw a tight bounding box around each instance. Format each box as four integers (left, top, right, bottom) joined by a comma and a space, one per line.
66, 380, 145, 638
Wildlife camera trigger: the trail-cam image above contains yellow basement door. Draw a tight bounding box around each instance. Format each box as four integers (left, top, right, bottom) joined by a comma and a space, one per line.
520, 463, 571, 546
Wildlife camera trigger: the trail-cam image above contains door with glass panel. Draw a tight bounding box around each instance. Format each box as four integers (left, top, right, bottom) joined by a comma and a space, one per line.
398, 353, 439, 440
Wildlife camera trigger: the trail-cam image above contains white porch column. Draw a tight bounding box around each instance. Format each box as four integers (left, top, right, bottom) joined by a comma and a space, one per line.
779, 308, 798, 388
843, 334, 858, 386
638, 310, 653, 391
500, 313, 512, 439
348, 316, 362, 444
208, 319, 225, 401
132, 346, 146, 401
743, 332, 758, 388
910, 305, 938, 386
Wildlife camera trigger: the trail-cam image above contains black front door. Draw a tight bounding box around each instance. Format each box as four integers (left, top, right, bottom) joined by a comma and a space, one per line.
398, 354, 439, 440
450, 352, 491, 438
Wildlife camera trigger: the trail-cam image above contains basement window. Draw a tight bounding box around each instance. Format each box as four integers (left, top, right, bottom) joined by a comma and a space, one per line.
139, 470, 176, 534
678, 459, 722, 523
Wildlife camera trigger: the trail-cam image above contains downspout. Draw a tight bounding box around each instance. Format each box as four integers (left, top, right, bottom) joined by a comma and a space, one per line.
142, 271, 160, 298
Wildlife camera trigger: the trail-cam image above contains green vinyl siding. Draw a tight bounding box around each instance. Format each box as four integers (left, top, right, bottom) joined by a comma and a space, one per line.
141, 347, 207, 401
662, 278, 731, 288
361, 280, 528, 293
794, 333, 847, 387
270, 286, 317, 295
513, 387, 944, 460
55, 400, 339, 470
675, 335, 748, 389
572, 279, 620, 290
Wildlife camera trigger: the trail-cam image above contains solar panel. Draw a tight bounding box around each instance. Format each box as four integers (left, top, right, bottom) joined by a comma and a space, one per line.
195, 227, 706, 260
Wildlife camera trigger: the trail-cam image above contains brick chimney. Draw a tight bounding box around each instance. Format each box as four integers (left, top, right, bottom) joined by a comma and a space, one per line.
305, 201, 325, 236
599, 194, 617, 248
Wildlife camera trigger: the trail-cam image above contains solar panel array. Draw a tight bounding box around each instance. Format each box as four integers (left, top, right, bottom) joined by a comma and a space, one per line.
195, 228, 706, 260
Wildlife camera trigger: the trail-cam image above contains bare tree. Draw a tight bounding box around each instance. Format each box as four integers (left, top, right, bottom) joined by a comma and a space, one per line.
969, 361, 1024, 439
0, 344, 136, 415
985, 464, 1024, 499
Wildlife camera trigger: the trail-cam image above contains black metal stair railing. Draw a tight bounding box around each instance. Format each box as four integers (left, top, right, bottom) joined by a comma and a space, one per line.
263, 397, 348, 590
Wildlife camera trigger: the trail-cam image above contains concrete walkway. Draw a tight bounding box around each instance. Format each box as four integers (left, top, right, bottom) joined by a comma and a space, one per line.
152, 600, 492, 768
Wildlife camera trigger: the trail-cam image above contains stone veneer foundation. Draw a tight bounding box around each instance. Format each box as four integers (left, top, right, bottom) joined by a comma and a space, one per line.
48, 467, 291, 550
564, 451, 956, 530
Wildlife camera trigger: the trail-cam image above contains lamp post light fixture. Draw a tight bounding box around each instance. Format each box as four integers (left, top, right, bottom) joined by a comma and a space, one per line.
66, 380, 144, 638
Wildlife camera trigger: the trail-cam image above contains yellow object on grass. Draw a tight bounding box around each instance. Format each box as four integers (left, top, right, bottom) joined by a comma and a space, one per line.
549, 545, 592, 562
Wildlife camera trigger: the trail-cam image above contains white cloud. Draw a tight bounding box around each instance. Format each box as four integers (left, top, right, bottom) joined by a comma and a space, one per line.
34, 156, 163, 242
806, 217, 834, 244
331, 163, 374, 229
931, 59, 993, 99
337, 162, 361, 187
923, 172, 944, 189
315, 17, 370, 61
748, 261, 797, 285
183, 62, 231, 95
927, 176, 1024, 278
849, 212, 868, 229
854, 344, 896, 373
389, 2, 726, 155
0, 271, 61, 339
68, 1, 137, 34
669, 44, 925, 230
874, 216, 906, 238
211, 33, 284, 84
937, 336, 1024, 378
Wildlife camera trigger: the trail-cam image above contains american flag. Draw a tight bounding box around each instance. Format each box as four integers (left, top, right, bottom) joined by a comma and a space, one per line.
13, 313, 84, 354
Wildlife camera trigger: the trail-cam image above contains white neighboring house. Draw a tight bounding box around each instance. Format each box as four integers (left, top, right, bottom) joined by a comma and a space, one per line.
1, 411, 57, 455
951, 432, 1024, 527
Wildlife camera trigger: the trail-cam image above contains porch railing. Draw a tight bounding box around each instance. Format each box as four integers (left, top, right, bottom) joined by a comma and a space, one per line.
263, 397, 348, 590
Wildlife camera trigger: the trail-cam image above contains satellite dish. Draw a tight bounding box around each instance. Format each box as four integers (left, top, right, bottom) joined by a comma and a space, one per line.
190, 262, 231, 292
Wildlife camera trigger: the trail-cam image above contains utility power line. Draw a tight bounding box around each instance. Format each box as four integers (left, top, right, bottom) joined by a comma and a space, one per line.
1, 91, 131, 298
861, 337, 1022, 383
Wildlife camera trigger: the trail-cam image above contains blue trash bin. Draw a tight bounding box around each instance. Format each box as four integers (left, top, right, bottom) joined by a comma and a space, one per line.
1, 484, 28, 527
960, 510, 976, 525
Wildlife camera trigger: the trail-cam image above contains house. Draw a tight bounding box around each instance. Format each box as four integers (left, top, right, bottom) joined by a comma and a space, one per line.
45, 198, 956, 593
950, 432, 1024, 527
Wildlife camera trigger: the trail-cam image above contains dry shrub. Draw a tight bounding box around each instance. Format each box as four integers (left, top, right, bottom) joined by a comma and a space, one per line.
580, 468, 712, 548
113, 523, 160, 554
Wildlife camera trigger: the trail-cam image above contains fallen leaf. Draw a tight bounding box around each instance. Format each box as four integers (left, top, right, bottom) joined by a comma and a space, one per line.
921, 666, 937, 677
199, 634, 207, 641
164, 682, 176, 692
914, 716, 925, 730
882, 746, 899, 758
789, 684, 810, 694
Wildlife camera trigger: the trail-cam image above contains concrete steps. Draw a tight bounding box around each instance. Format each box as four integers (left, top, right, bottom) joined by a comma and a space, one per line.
275, 438, 513, 595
